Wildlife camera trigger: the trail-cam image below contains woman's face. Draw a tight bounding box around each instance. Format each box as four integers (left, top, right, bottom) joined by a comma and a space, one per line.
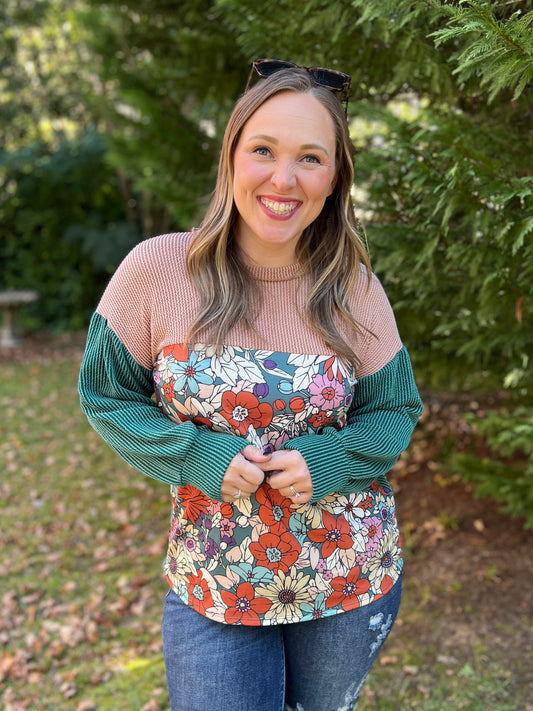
232, 91, 337, 267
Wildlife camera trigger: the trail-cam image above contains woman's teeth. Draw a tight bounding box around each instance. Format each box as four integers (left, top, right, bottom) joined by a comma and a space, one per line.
261, 198, 298, 215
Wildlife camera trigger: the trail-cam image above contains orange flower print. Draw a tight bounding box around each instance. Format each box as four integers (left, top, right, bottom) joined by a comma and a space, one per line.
220, 391, 273, 436
308, 411, 334, 429
371, 480, 391, 496
220, 502, 235, 519
249, 531, 301, 574
221, 582, 272, 625
374, 574, 395, 601
325, 566, 371, 611
178, 485, 211, 523
256, 484, 293, 535
163, 343, 189, 361
162, 381, 175, 402
323, 355, 345, 383
307, 510, 353, 558
289, 396, 305, 413
360, 494, 373, 512
186, 571, 214, 615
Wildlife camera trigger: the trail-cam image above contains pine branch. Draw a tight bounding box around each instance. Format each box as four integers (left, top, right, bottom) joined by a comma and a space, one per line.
430, 1, 533, 100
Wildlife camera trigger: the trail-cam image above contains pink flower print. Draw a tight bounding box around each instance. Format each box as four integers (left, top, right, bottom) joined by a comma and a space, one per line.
316, 559, 328, 574
365, 516, 384, 541
185, 537, 197, 553
316, 558, 333, 580
220, 518, 236, 544
356, 552, 367, 566
364, 516, 384, 555
168, 517, 182, 542
207, 501, 222, 516
308, 373, 344, 410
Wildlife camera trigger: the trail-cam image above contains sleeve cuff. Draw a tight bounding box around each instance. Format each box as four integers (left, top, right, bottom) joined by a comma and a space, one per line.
181, 427, 247, 501
281, 430, 375, 502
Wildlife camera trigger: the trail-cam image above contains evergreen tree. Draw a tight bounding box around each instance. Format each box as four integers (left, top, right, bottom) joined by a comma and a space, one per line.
79, 0, 250, 229
342, 1, 533, 524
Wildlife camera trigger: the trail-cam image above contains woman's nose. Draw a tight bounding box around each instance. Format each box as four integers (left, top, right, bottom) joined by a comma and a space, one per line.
270, 160, 296, 191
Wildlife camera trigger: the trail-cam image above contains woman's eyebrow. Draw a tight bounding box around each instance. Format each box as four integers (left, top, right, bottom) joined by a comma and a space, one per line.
248, 133, 279, 143
300, 143, 330, 156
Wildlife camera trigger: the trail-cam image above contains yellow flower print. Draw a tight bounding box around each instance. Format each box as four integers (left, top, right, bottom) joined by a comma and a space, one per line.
255, 570, 312, 624
164, 540, 195, 588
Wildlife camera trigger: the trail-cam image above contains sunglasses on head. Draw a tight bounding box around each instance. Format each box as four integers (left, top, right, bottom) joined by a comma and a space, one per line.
246, 58, 351, 115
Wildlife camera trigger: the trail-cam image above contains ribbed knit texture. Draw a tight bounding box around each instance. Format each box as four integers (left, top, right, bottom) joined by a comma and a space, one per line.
95, 232, 402, 377
79, 314, 245, 498
79, 232, 423, 501
282, 347, 423, 500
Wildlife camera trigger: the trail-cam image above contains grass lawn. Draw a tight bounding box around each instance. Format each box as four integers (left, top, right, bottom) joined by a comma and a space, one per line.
1, 339, 531, 710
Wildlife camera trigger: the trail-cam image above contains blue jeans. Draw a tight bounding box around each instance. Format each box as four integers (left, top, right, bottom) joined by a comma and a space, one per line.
162, 575, 402, 711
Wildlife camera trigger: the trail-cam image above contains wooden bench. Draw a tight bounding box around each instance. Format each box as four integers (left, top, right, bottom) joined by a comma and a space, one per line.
0, 290, 39, 347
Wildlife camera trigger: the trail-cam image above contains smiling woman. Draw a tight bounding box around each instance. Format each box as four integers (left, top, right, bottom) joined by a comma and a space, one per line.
79, 61, 423, 711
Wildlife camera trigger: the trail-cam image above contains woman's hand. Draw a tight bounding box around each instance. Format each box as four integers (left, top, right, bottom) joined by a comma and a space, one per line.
221, 445, 271, 503
260, 450, 313, 504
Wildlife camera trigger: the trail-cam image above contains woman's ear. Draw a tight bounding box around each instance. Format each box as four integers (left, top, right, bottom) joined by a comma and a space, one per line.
327, 175, 337, 196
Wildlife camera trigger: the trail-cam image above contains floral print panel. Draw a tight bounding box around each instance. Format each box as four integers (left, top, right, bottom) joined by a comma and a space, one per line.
153, 344, 402, 626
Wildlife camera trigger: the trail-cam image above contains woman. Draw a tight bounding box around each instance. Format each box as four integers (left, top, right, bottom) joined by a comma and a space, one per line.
79, 61, 423, 711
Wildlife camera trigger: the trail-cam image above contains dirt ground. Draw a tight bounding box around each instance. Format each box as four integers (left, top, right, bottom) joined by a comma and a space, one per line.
388, 391, 533, 706
2, 331, 532, 706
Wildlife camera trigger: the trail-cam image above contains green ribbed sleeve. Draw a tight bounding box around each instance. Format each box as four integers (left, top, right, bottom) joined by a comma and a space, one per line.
78, 313, 246, 500
281, 347, 423, 502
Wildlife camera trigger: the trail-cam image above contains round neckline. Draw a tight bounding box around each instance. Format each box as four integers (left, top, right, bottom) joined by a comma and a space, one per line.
245, 261, 306, 283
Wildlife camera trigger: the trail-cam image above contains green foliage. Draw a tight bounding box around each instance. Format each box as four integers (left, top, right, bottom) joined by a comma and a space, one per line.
452, 406, 533, 527
78, 0, 249, 227
431, 1, 533, 101
0, 132, 140, 329
0, 0, 96, 151
352, 99, 533, 388
337, 1, 533, 523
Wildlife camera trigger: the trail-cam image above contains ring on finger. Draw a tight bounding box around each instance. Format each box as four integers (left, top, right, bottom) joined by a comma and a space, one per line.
290, 485, 301, 498
234, 489, 241, 500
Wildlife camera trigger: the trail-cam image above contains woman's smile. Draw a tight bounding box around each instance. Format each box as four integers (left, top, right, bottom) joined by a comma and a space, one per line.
259, 196, 301, 217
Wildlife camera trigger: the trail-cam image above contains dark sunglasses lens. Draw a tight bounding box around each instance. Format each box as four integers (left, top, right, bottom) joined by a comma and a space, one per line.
256, 59, 296, 78
309, 69, 349, 90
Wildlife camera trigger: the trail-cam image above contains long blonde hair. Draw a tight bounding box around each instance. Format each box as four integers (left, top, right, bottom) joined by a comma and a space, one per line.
186, 68, 372, 368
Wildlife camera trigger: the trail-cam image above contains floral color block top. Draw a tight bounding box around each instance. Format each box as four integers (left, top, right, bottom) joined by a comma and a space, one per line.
78, 233, 423, 627
154, 344, 401, 625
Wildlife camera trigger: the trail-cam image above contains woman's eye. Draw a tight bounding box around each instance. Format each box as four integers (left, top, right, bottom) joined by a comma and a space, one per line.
252, 146, 271, 157
302, 154, 321, 164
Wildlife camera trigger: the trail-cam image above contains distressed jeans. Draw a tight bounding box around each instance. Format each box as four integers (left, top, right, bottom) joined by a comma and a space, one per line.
162, 575, 402, 711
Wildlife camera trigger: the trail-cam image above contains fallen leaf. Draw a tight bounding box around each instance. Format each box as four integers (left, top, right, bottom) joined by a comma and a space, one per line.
380, 655, 398, 665
76, 702, 97, 711
403, 665, 419, 676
